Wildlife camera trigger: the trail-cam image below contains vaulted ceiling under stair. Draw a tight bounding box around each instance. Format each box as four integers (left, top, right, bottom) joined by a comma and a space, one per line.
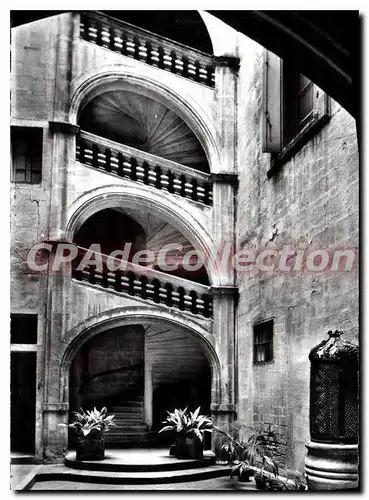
78, 90, 210, 173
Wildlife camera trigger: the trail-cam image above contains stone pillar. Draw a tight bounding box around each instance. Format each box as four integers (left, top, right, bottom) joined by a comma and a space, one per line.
210, 286, 238, 453
210, 56, 239, 454
144, 364, 153, 430
43, 122, 79, 461
48, 121, 80, 240
213, 56, 239, 175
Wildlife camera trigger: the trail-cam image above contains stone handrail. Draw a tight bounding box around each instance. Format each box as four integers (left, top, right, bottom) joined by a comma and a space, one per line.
76, 130, 213, 205
72, 246, 213, 318
80, 11, 215, 88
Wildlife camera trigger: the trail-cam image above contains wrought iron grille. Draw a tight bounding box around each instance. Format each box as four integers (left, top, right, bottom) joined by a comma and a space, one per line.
309, 331, 358, 444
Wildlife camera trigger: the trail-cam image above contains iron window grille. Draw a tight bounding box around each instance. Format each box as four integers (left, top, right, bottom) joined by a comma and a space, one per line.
253, 320, 274, 364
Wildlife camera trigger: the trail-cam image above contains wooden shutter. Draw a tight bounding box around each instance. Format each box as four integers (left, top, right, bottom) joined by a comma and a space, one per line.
262, 50, 283, 153
313, 84, 330, 121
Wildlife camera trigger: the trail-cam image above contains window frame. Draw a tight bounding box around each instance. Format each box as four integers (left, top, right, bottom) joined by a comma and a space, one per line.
253, 319, 274, 365
11, 126, 43, 185
261, 50, 330, 177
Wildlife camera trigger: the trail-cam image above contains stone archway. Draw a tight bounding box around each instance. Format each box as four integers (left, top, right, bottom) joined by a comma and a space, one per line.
56, 307, 221, 451
69, 66, 221, 173
64, 184, 221, 286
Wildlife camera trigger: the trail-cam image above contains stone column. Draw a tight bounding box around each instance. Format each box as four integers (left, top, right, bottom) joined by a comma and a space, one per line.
43, 122, 79, 462
144, 364, 153, 430
210, 56, 239, 452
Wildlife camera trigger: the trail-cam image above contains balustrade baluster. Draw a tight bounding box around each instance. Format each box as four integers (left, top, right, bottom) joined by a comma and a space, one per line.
182, 55, 189, 78
109, 27, 115, 50
78, 139, 85, 163
170, 50, 177, 73
178, 287, 185, 310
206, 64, 214, 87
117, 153, 124, 177
121, 32, 128, 55
130, 157, 138, 181
105, 148, 111, 172
145, 41, 152, 65
133, 37, 140, 60
142, 161, 150, 185
167, 171, 175, 193
165, 283, 173, 307
95, 22, 102, 46
158, 46, 165, 69
84, 16, 91, 42
194, 60, 201, 82
73, 268, 83, 281
191, 178, 198, 202
204, 183, 211, 205
114, 271, 122, 292
140, 276, 148, 299
128, 272, 135, 295
155, 165, 162, 189
202, 294, 211, 318
152, 279, 161, 303
101, 269, 108, 288
92, 144, 99, 168
190, 290, 198, 315
88, 266, 96, 285
180, 174, 186, 198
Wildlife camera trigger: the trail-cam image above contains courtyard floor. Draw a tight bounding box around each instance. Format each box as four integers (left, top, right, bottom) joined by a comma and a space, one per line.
30, 477, 257, 491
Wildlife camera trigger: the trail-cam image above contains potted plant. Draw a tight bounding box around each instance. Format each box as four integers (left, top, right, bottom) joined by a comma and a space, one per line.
159, 406, 213, 459
64, 407, 116, 461
215, 423, 242, 464
215, 425, 280, 485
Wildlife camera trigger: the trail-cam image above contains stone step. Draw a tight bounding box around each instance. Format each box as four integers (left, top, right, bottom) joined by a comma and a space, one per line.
65, 451, 216, 473
28, 464, 231, 487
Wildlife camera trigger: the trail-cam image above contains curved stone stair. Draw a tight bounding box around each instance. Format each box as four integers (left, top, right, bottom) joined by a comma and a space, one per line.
105, 396, 149, 447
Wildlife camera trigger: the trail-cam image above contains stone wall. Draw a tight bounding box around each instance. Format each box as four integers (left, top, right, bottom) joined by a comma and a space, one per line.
235, 34, 359, 471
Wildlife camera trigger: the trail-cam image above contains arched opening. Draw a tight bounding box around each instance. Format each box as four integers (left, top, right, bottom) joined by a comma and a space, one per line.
68, 321, 212, 448
73, 206, 210, 286
78, 90, 210, 173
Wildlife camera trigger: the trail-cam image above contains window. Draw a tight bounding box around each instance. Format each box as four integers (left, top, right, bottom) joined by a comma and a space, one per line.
11, 314, 38, 344
11, 126, 43, 184
253, 320, 273, 364
283, 65, 314, 146
262, 50, 330, 167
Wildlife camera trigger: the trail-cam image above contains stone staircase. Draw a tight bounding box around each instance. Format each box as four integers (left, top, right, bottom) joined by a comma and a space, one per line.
105, 396, 149, 447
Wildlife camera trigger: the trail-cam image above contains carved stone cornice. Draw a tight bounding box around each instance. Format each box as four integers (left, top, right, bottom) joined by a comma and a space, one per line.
210, 403, 236, 414
49, 121, 80, 135
43, 402, 68, 412
213, 55, 240, 72
210, 286, 239, 297
210, 173, 239, 186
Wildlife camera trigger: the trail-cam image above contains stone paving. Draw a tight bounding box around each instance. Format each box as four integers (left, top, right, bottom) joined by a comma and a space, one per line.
31, 477, 257, 491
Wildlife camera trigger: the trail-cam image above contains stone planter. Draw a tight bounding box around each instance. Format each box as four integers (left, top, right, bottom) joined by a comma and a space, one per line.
76, 435, 105, 461
176, 435, 203, 459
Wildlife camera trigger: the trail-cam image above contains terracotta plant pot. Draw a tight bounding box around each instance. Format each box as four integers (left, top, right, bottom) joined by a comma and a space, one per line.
76, 435, 105, 461
176, 436, 203, 459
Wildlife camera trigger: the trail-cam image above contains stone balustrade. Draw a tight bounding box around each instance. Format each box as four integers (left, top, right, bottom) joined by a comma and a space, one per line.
72, 246, 213, 318
76, 131, 213, 205
80, 11, 215, 87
